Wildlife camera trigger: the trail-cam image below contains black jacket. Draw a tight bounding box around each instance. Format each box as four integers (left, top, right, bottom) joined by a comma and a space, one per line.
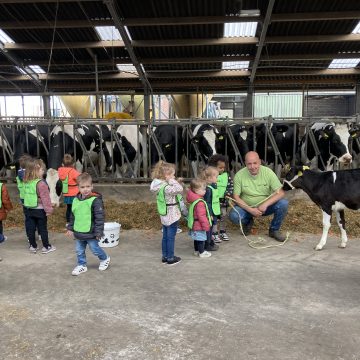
67, 192, 105, 240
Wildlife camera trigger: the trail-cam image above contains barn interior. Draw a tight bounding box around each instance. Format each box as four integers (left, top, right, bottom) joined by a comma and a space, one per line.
1, 1, 360, 360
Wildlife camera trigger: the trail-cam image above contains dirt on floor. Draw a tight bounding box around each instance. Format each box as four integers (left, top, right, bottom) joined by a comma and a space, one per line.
5, 199, 360, 237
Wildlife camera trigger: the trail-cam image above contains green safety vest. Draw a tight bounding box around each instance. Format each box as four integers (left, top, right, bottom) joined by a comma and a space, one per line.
0, 182, 2, 208
187, 199, 212, 229
217, 172, 228, 199
156, 184, 183, 216
62, 175, 69, 194
16, 176, 25, 200
71, 196, 96, 233
208, 185, 221, 216
23, 179, 41, 208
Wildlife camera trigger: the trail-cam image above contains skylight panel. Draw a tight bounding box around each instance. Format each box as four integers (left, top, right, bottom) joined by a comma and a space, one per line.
224, 22, 257, 37
0, 29, 15, 43
328, 58, 360, 69
29, 65, 45, 74
352, 21, 360, 34
222, 61, 250, 70
116, 64, 138, 74
95, 26, 121, 41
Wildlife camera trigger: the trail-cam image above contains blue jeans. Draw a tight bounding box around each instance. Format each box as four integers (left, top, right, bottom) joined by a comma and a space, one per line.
75, 239, 108, 266
162, 221, 178, 260
229, 199, 289, 231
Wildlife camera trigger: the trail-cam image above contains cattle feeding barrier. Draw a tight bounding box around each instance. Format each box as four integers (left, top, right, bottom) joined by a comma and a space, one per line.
0, 115, 359, 182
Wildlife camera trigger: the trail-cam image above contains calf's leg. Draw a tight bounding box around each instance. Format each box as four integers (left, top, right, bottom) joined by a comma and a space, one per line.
335, 210, 348, 248
315, 210, 332, 250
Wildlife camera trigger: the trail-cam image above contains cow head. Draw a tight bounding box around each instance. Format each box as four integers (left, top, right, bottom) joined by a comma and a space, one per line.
282, 165, 309, 191
191, 125, 218, 161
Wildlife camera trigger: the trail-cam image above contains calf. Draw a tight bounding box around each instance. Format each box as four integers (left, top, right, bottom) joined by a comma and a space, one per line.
300, 123, 352, 170
283, 166, 360, 250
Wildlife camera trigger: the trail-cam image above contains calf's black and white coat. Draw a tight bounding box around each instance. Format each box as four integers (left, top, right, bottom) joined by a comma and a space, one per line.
283, 166, 360, 250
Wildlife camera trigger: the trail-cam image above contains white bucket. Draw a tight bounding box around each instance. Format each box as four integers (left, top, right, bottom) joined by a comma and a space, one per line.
99, 222, 121, 248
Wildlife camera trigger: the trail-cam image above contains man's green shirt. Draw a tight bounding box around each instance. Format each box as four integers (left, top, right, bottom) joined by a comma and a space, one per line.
233, 165, 282, 207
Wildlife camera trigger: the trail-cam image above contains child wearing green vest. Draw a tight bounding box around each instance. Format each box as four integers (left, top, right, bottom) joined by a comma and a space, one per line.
23, 158, 55, 254
201, 166, 220, 252
66, 172, 110, 276
186, 178, 212, 258
0, 181, 13, 261
208, 154, 234, 241
150, 161, 183, 266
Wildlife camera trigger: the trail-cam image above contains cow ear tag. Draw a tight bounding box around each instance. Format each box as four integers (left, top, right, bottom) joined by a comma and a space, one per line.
297, 171, 303, 176
352, 133, 357, 138
219, 136, 223, 140
323, 133, 329, 139
302, 166, 310, 171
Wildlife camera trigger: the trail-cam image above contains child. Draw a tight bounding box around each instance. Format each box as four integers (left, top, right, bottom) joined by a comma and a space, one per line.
201, 166, 220, 251
23, 158, 55, 254
186, 178, 212, 258
150, 161, 183, 266
58, 154, 80, 225
66, 172, 110, 276
0, 181, 13, 260
208, 154, 234, 241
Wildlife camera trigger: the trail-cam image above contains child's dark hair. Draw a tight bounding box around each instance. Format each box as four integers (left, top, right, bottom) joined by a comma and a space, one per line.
76, 172, 92, 185
63, 154, 75, 167
208, 154, 229, 169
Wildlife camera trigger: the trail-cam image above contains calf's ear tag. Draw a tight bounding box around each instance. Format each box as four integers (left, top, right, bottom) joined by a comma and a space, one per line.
352, 132, 357, 138
297, 171, 303, 176
302, 165, 310, 171
324, 133, 329, 139
218, 136, 224, 140
165, 144, 170, 148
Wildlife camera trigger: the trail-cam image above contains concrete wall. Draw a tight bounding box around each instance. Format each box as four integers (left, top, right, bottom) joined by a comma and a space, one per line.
304, 95, 355, 116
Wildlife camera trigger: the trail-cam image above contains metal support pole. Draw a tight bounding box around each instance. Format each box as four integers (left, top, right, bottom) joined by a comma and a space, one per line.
142, 93, 150, 177
42, 95, 51, 117
95, 55, 100, 118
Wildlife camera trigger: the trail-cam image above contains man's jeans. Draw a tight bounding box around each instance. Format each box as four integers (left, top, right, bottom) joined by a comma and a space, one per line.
229, 199, 289, 231
162, 221, 178, 260
75, 239, 108, 266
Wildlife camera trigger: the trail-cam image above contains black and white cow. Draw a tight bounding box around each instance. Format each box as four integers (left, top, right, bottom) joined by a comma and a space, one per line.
183, 124, 219, 175
14, 125, 51, 167
46, 124, 111, 206
248, 124, 298, 166
300, 123, 352, 171
283, 165, 360, 250
150, 125, 183, 165
0, 127, 15, 173
348, 125, 360, 168
216, 124, 249, 169
102, 124, 143, 177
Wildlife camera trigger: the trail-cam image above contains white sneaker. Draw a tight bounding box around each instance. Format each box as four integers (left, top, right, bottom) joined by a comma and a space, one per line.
99, 256, 110, 271
199, 250, 212, 258
177, 228, 183, 234
72, 265, 88, 276
2, 235, 7, 242
213, 233, 222, 243
42, 245, 56, 254
193, 251, 199, 256
29, 246, 37, 253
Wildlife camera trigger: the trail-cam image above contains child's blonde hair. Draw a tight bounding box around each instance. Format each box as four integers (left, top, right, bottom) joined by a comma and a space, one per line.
76, 172, 92, 185
151, 160, 175, 180
18, 154, 33, 169
62, 154, 75, 167
189, 178, 207, 193
199, 166, 219, 182
24, 158, 46, 182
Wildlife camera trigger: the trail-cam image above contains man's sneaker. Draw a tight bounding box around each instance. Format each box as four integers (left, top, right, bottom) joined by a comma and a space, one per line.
220, 232, 230, 241
212, 232, 222, 243
29, 246, 37, 253
176, 228, 183, 234
42, 245, 56, 254
199, 250, 211, 258
167, 256, 181, 266
269, 230, 286, 242
193, 251, 199, 256
206, 244, 219, 251
241, 219, 254, 236
162, 257, 168, 264
72, 265, 88, 276
99, 256, 110, 271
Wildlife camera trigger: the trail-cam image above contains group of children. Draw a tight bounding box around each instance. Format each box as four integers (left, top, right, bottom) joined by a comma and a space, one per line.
0, 153, 110, 276
151, 154, 233, 265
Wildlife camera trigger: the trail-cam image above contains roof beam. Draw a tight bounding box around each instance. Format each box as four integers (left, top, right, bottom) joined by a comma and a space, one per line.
249, 0, 274, 84
271, 11, 360, 22
266, 34, 360, 44
0, 0, 99, 3
0, 19, 113, 29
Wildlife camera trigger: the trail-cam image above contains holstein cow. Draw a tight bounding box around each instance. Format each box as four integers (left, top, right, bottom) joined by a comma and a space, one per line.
0, 127, 15, 174
150, 125, 183, 165
216, 124, 249, 170
183, 124, 219, 175
102, 124, 143, 177
283, 165, 360, 250
300, 123, 352, 171
46, 124, 111, 206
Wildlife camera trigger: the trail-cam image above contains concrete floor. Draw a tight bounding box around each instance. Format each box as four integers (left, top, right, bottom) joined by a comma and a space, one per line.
1, 228, 360, 360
